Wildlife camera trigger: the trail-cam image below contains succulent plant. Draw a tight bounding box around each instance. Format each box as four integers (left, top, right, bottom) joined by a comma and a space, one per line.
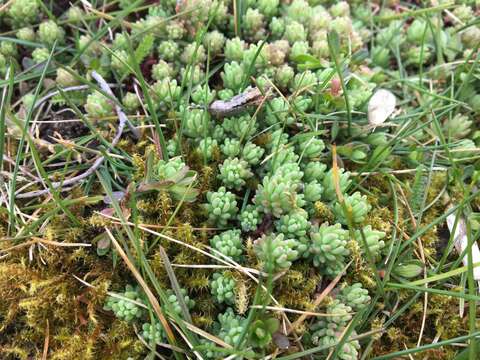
221, 61, 245, 91
269, 17, 286, 39
254, 233, 299, 273
302, 162, 327, 183
16, 27, 35, 42
141, 321, 166, 344
443, 113, 472, 139
243, 8, 265, 41
284, 21, 307, 44
203, 30, 226, 55
210, 272, 236, 304
198, 137, 218, 161
275, 210, 310, 256
152, 60, 175, 81
104, 285, 145, 322
66, 6, 84, 23
218, 308, 247, 346
355, 225, 386, 257
183, 108, 212, 138
181, 65, 205, 86
122, 92, 141, 112
205, 187, 239, 227
38, 21, 65, 46
165, 288, 195, 315
8, 0, 39, 25
155, 157, 186, 180
326, 299, 353, 327
221, 138, 242, 158
152, 78, 181, 107
222, 114, 257, 139
210, 229, 243, 261
243, 42, 268, 70
333, 192, 372, 225
218, 157, 253, 190
56, 68, 78, 88
310, 223, 350, 276
85, 91, 114, 119
291, 70, 317, 93
158, 40, 180, 62
225, 37, 247, 62
310, 320, 360, 360
257, 0, 280, 18
297, 135, 325, 160
191, 84, 216, 105
303, 180, 323, 203
289, 41, 310, 60
322, 168, 352, 202
242, 142, 265, 165
254, 173, 302, 218
339, 283, 371, 311
275, 64, 295, 89
181, 43, 207, 65
32, 48, 50, 64
239, 204, 262, 232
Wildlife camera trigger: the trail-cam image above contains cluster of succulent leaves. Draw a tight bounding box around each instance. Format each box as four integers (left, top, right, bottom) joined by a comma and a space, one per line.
3, 0, 480, 359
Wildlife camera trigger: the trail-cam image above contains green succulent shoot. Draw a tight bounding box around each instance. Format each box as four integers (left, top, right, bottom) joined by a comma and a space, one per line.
254, 174, 302, 218
275, 209, 310, 256
204, 187, 239, 227
85, 91, 114, 119
218, 157, 253, 190
141, 321, 166, 344
104, 285, 145, 322
242, 142, 265, 165
332, 191, 372, 225
354, 225, 386, 258
254, 233, 299, 273
165, 288, 195, 315
210, 272, 236, 304
339, 283, 370, 311
309, 223, 350, 276
210, 229, 243, 261
239, 204, 262, 232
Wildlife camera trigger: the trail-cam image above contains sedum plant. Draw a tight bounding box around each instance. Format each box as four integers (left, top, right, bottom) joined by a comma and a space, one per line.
204, 187, 239, 227
254, 233, 299, 273
104, 285, 145, 322
218, 157, 253, 190
210, 272, 236, 304
165, 288, 195, 315
333, 192, 372, 225
239, 204, 262, 232
310, 223, 350, 276
85, 91, 114, 119
339, 283, 371, 311
141, 321, 165, 344
355, 225, 386, 258
322, 168, 352, 202
210, 229, 243, 261
275, 210, 310, 256
254, 174, 302, 218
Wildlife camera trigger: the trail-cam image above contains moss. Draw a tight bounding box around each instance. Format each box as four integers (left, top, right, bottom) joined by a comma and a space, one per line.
0, 246, 140, 359
313, 201, 334, 223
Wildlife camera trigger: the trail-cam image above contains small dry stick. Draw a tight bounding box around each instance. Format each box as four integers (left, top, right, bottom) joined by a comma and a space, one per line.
16, 71, 133, 198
